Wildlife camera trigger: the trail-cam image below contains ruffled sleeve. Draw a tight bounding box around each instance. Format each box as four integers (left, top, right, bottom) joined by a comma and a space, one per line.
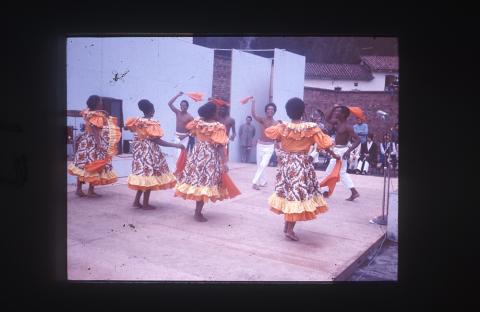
185, 119, 198, 136
210, 123, 229, 145
265, 123, 284, 140
125, 117, 138, 131
314, 129, 334, 150
144, 120, 164, 138
87, 111, 106, 128
125, 117, 163, 138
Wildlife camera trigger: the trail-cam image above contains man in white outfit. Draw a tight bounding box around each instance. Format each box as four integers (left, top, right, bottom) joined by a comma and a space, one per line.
321, 104, 361, 201
248, 97, 279, 190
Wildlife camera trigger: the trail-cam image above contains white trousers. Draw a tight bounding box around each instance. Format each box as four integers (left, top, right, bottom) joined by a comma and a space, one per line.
349, 158, 359, 170
321, 146, 355, 191
175, 132, 189, 157
357, 159, 369, 173
252, 143, 274, 186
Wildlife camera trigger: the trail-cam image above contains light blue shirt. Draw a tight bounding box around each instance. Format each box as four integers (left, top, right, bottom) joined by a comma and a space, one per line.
353, 123, 369, 144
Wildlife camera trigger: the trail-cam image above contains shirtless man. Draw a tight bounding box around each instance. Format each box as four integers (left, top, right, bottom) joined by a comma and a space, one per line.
249, 97, 279, 190
321, 104, 361, 201
168, 92, 194, 157
217, 105, 236, 157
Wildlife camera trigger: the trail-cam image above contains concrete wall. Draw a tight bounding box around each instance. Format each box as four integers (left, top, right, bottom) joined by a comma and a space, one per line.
229, 50, 272, 163
372, 72, 388, 91
304, 79, 377, 91
66, 37, 214, 169
271, 49, 306, 122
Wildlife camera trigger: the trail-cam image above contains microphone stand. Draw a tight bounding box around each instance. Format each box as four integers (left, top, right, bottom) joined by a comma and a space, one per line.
370, 150, 391, 225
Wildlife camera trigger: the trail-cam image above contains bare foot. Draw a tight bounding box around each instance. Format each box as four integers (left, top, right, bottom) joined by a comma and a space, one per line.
76, 190, 86, 197
252, 184, 260, 190
87, 192, 102, 198
346, 192, 360, 201
194, 214, 208, 222
133, 202, 143, 208
142, 204, 156, 210
285, 231, 299, 241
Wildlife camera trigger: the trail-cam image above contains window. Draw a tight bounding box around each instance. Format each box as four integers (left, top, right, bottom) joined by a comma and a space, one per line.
385, 75, 399, 91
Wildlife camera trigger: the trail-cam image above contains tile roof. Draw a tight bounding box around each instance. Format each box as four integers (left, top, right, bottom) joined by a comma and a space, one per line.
360, 56, 399, 72
305, 63, 374, 81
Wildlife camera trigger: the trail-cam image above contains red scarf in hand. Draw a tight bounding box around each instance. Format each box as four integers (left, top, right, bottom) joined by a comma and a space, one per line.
319, 159, 342, 197
174, 149, 187, 176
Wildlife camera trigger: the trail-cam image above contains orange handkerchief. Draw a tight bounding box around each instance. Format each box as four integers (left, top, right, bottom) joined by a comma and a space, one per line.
319, 159, 341, 197
185, 92, 204, 102
240, 96, 253, 104
174, 149, 187, 176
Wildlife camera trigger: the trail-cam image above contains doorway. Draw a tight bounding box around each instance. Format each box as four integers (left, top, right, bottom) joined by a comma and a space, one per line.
101, 97, 124, 155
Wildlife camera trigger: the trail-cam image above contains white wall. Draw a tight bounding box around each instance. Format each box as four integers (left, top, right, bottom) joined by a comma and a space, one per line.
305, 77, 379, 91
229, 50, 272, 163
67, 37, 214, 169
304, 72, 398, 92
271, 49, 306, 122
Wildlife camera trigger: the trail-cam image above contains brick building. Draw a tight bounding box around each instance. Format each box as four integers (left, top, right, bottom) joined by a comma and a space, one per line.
304, 87, 398, 141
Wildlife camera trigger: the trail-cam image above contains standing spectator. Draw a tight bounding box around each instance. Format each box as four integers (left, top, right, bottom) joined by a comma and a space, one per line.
353, 117, 369, 144
238, 116, 256, 163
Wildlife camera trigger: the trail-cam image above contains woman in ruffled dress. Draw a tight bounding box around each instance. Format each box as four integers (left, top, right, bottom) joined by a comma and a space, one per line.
68, 95, 121, 197
175, 102, 239, 222
125, 99, 185, 209
265, 97, 339, 241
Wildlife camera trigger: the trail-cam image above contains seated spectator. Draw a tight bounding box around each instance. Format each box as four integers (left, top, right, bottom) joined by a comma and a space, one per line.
355, 133, 378, 175
390, 123, 399, 172
347, 140, 361, 173
379, 132, 397, 174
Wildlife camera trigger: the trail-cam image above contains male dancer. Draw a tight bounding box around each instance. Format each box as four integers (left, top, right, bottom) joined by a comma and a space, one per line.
321, 104, 361, 201
167, 92, 194, 156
